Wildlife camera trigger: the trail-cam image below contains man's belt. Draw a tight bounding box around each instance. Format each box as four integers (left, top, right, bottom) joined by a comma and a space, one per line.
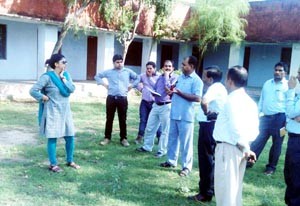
108, 95, 127, 100
288, 132, 300, 138
156, 102, 171, 106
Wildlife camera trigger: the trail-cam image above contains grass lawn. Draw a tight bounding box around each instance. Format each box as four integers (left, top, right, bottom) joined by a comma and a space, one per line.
0, 100, 287, 206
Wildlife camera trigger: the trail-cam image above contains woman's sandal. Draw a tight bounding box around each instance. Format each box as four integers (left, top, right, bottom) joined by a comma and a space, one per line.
67, 162, 80, 169
48, 165, 63, 173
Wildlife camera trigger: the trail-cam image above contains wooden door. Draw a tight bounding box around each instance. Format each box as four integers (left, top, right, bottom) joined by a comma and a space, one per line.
86, 36, 98, 80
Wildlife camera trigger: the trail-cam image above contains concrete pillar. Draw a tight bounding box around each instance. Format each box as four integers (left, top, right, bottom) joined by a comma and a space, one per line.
228, 43, 245, 68
178, 43, 192, 65
97, 32, 115, 72
37, 25, 58, 78
141, 38, 157, 73
290, 43, 300, 76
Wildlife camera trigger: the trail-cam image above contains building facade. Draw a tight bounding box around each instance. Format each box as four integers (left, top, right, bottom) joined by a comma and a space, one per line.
1, 0, 300, 89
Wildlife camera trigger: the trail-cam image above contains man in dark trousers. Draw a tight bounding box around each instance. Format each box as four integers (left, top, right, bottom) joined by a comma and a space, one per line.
94, 54, 139, 147
189, 66, 227, 202
284, 70, 300, 206
248, 62, 288, 175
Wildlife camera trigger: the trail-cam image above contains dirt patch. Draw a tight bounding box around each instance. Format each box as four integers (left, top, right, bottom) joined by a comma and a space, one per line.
0, 129, 37, 146
0, 128, 38, 161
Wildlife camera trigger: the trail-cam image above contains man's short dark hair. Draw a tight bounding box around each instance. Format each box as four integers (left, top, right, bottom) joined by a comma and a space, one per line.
187, 56, 198, 69
227, 65, 248, 88
274, 61, 288, 72
146, 61, 156, 68
112, 54, 123, 62
205, 65, 222, 82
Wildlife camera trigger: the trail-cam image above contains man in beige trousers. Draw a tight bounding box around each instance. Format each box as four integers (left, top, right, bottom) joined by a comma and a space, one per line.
213, 66, 259, 206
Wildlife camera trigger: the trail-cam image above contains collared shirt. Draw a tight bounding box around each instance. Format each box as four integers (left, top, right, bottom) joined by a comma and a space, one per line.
258, 78, 288, 115
213, 88, 259, 149
137, 73, 160, 102
170, 71, 203, 122
285, 89, 300, 134
197, 82, 228, 122
154, 73, 178, 103
94, 67, 138, 96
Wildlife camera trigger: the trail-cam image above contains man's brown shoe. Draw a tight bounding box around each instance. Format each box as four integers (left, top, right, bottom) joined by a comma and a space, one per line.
100, 138, 110, 146
121, 139, 130, 147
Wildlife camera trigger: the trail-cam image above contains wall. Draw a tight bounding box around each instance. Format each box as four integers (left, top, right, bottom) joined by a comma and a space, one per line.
247, 45, 282, 87
0, 20, 38, 80
203, 43, 230, 82
62, 31, 87, 80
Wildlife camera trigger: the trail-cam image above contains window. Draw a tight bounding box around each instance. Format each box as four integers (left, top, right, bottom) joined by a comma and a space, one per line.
0, 24, 7, 59
243, 46, 251, 71
125, 41, 142, 66
281, 47, 292, 74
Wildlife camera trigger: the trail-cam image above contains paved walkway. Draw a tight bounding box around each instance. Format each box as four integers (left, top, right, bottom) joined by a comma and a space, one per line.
0, 80, 261, 102
0, 80, 112, 102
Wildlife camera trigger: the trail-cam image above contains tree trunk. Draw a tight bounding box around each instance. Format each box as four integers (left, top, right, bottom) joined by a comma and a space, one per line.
52, 21, 71, 55
122, 0, 143, 63
51, 0, 95, 55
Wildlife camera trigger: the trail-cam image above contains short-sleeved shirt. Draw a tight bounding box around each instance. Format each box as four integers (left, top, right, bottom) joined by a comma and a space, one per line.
197, 82, 228, 122
170, 71, 203, 122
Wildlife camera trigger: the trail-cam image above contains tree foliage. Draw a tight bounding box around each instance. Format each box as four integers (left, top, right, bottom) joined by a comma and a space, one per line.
52, 0, 97, 54
183, 0, 250, 69
99, 0, 173, 60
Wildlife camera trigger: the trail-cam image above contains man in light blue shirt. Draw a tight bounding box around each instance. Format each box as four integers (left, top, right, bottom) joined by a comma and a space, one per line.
284, 70, 300, 206
94, 54, 139, 147
248, 62, 288, 175
160, 56, 203, 177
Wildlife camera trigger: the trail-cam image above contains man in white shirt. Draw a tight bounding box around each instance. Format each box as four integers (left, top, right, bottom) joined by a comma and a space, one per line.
213, 66, 259, 206
189, 66, 227, 202
248, 62, 288, 175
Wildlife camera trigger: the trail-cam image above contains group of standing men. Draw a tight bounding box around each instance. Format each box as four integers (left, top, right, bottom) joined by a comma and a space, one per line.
94, 54, 300, 206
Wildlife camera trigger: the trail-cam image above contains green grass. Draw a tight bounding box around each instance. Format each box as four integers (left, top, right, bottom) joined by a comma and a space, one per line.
0, 101, 287, 206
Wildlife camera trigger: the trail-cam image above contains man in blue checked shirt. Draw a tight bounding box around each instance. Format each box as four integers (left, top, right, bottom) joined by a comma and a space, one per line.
95, 54, 139, 147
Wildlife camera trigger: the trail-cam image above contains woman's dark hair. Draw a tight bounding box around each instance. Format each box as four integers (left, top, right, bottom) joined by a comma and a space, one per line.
112, 54, 123, 62
45, 53, 65, 69
205, 65, 222, 82
227, 65, 248, 88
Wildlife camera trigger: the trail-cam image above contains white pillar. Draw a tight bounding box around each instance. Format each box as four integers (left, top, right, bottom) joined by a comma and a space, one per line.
141, 38, 157, 73
37, 25, 58, 78
97, 32, 115, 72
290, 43, 300, 76
228, 43, 245, 68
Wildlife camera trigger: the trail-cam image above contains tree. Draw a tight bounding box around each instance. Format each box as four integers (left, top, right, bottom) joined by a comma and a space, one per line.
182, 0, 250, 73
52, 0, 96, 54
99, 0, 173, 61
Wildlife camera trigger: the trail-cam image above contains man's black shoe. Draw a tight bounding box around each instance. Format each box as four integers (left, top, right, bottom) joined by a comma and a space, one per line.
246, 161, 254, 169
135, 147, 150, 153
264, 169, 275, 176
159, 161, 175, 168
188, 194, 212, 202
